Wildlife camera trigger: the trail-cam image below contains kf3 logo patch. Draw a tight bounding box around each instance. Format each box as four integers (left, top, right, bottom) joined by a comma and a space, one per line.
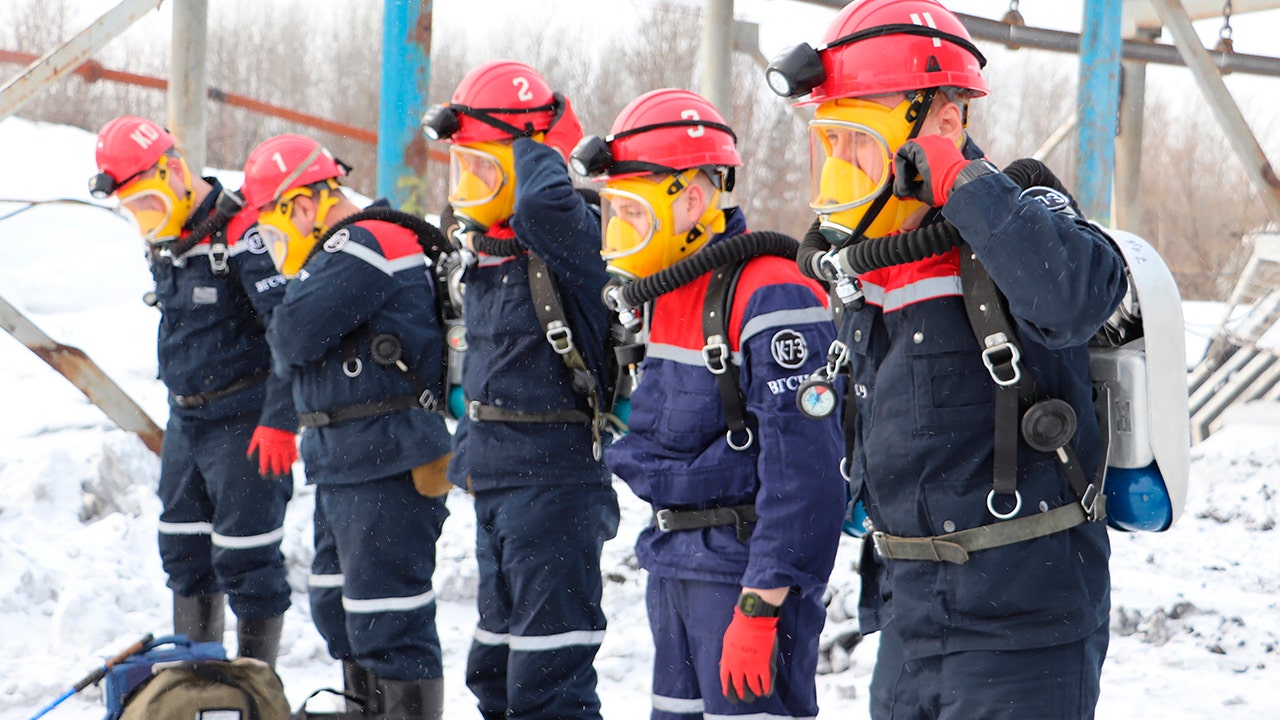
770, 329, 808, 370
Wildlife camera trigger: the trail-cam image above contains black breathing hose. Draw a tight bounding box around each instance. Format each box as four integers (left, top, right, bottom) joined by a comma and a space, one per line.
314, 206, 450, 263
460, 187, 603, 258
616, 231, 799, 309
796, 157, 1076, 280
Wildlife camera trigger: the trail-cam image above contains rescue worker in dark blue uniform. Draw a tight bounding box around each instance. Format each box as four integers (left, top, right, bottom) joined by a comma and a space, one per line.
423, 60, 619, 720
90, 116, 294, 666
242, 134, 453, 720
766, 1, 1129, 717
571, 88, 847, 720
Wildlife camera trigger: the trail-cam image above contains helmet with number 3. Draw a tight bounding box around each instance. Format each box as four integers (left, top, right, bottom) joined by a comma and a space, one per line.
570, 88, 741, 280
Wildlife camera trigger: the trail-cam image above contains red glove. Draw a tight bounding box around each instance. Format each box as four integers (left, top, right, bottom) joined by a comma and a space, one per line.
247, 426, 297, 478
719, 608, 779, 704
541, 95, 584, 163
891, 134, 971, 207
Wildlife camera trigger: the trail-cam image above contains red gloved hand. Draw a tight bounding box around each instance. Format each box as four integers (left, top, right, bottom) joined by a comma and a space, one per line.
719, 607, 779, 704
541, 95, 584, 164
891, 134, 971, 207
247, 426, 297, 478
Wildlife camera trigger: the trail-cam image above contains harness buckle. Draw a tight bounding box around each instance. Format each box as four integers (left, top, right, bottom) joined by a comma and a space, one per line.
654, 509, 675, 532
418, 389, 438, 412
1080, 483, 1101, 521
545, 321, 574, 355
702, 336, 730, 375
208, 243, 229, 275
980, 333, 1022, 386
468, 400, 481, 422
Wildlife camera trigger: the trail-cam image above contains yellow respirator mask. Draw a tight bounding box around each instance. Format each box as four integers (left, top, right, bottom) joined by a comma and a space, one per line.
256, 182, 339, 278
448, 141, 516, 232
809, 97, 927, 242
600, 170, 725, 280
117, 154, 196, 244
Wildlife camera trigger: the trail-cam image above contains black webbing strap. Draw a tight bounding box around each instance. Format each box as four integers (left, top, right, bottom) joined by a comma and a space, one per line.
702, 261, 753, 451
958, 245, 1100, 519
653, 504, 759, 543
526, 254, 602, 454
298, 395, 421, 428
959, 246, 1034, 501
465, 402, 591, 424
170, 370, 270, 409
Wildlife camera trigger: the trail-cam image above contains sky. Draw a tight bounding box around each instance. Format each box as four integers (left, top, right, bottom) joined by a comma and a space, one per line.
2, 115, 1280, 718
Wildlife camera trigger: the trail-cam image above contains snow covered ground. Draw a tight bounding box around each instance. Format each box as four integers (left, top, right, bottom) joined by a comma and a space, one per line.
0, 116, 1276, 719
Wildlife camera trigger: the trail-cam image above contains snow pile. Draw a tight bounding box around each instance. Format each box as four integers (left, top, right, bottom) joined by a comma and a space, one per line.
1, 116, 1278, 719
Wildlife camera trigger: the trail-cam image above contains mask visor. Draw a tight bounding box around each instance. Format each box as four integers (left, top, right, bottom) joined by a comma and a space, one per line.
808, 119, 892, 215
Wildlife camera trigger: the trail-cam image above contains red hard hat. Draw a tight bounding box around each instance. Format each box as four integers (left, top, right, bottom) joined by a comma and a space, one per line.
448, 60, 560, 144
94, 116, 175, 185
241, 134, 345, 209
607, 88, 741, 175
806, 0, 987, 104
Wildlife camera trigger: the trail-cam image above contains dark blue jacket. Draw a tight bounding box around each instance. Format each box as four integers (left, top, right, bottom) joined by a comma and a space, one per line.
605, 210, 847, 593
850, 138, 1127, 660
447, 139, 612, 491
267, 212, 452, 485
150, 178, 293, 430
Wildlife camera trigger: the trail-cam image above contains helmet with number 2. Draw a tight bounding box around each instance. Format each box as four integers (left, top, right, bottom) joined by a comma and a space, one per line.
574, 88, 741, 280
429, 60, 569, 232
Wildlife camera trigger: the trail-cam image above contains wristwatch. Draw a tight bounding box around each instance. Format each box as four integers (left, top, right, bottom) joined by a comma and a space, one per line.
737, 592, 782, 618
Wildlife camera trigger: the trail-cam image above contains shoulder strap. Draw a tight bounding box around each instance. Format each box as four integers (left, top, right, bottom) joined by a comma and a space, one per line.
702, 260, 753, 451
958, 246, 1101, 521
527, 253, 603, 453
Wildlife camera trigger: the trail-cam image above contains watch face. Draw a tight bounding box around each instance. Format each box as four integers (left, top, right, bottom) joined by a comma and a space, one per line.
738, 592, 780, 617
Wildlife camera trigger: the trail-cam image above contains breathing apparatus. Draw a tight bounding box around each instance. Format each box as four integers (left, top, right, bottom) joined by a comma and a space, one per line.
256, 179, 341, 278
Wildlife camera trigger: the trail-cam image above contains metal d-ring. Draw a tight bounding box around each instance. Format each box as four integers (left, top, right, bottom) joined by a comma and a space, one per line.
986, 489, 1023, 520
726, 427, 754, 451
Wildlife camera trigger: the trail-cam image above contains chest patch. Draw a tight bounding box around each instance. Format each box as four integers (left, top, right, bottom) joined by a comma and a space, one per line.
770, 329, 808, 369
192, 286, 218, 304
323, 228, 351, 253
244, 227, 268, 254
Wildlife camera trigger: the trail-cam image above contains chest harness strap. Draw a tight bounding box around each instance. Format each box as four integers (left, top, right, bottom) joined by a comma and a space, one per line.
702, 260, 754, 451
871, 245, 1105, 564
650, 257, 765, 544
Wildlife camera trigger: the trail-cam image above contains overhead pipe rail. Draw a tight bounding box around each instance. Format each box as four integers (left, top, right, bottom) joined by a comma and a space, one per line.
0, 48, 449, 164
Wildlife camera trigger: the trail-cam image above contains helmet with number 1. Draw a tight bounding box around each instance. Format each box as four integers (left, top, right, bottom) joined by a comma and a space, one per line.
242, 134, 346, 278
91, 116, 196, 243
766, 0, 988, 240
570, 88, 740, 280
425, 60, 572, 232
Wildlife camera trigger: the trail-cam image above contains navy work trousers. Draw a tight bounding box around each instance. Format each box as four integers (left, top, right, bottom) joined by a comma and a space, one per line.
309, 473, 449, 681
157, 411, 292, 620
465, 483, 619, 720
870, 617, 1109, 719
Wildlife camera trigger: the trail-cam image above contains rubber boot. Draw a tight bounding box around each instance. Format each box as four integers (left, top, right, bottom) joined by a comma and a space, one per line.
343, 658, 376, 714
375, 678, 443, 720
173, 591, 226, 644
237, 614, 284, 667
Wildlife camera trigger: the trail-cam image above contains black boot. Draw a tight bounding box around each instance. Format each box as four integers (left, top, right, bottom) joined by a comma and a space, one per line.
237, 614, 284, 666
375, 678, 443, 720
342, 658, 376, 714
173, 591, 226, 644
